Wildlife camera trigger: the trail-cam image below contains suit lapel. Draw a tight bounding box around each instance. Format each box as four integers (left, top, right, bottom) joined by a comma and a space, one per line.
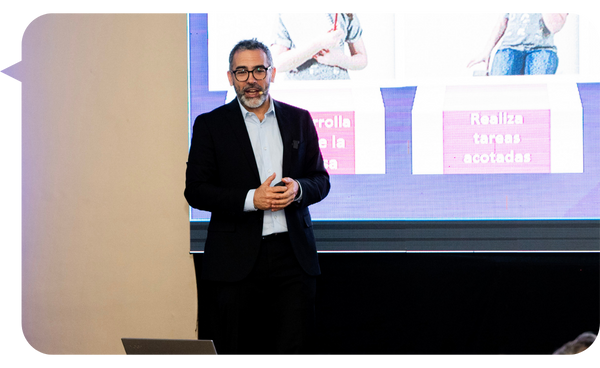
274, 100, 293, 178
225, 99, 261, 184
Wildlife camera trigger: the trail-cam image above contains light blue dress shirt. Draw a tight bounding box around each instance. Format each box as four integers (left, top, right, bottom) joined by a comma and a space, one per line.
239, 98, 289, 236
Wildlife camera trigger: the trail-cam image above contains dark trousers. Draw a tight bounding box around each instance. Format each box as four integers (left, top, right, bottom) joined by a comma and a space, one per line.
210, 233, 317, 354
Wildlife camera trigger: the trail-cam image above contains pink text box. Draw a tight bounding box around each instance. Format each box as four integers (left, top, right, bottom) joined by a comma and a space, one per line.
311, 111, 356, 175
443, 110, 551, 174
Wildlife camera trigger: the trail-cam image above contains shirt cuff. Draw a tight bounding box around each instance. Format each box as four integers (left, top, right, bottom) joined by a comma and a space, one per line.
244, 189, 257, 211
294, 180, 303, 202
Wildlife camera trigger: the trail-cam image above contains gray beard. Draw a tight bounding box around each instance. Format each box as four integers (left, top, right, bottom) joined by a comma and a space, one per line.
235, 83, 269, 109
239, 92, 268, 109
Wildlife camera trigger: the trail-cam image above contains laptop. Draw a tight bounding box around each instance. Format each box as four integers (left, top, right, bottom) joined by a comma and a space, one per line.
122, 338, 217, 355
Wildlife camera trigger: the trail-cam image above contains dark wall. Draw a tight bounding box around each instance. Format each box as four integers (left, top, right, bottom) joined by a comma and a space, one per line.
313, 252, 599, 354
194, 252, 599, 354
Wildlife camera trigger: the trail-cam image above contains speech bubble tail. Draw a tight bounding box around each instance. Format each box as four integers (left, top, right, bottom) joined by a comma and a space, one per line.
0, 59, 19, 83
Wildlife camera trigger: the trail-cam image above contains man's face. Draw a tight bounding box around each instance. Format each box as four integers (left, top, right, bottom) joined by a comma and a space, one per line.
227, 49, 276, 110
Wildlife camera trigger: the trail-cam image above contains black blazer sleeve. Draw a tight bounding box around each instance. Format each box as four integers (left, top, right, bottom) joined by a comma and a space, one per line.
184, 102, 260, 216
282, 107, 330, 209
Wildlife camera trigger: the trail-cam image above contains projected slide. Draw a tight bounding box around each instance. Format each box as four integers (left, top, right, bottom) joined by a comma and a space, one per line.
189, 13, 600, 222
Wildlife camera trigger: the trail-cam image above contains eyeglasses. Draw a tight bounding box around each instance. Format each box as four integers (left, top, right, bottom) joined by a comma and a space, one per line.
230, 66, 271, 82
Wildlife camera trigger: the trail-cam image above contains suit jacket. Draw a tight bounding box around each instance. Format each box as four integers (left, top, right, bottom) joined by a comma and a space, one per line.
185, 98, 330, 282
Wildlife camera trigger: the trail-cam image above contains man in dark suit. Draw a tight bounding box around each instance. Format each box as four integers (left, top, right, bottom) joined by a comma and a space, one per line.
185, 39, 330, 354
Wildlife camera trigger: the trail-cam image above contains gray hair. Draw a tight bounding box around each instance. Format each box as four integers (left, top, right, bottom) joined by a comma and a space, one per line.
228, 39, 273, 70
